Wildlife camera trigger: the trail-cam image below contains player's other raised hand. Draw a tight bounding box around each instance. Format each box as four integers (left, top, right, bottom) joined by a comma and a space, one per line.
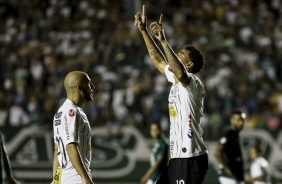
149, 14, 165, 42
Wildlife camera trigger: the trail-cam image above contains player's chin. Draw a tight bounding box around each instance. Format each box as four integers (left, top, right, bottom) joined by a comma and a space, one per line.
86, 97, 93, 101
84, 94, 93, 101
87, 96, 94, 101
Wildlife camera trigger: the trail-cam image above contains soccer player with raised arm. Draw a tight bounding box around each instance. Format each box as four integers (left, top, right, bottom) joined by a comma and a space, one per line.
135, 5, 208, 184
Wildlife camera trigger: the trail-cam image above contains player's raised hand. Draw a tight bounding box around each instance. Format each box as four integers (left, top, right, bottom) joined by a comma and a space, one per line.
134, 5, 147, 31
149, 14, 165, 41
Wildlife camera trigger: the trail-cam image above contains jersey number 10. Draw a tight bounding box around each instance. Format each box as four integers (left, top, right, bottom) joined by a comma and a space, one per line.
176, 180, 185, 184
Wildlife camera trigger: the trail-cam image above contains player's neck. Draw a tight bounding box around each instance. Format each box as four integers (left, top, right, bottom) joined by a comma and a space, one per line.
174, 76, 180, 84
230, 126, 240, 132
67, 96, 85, 108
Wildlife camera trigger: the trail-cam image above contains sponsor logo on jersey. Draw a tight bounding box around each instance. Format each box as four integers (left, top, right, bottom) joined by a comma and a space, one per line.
64, 115, 70, 140
170, 141, 174, 151
88, 137, 92, 151
169, 105, 177, 117
55, 119, 61, 126
188, 115, 193, 139
55, 111, 62, 119
69, 109, 75, 117
188, 131, 193, 139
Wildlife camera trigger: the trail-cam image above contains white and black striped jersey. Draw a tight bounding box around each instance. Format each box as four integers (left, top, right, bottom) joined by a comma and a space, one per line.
53, 99, 92, 174
165, 65, 208, 158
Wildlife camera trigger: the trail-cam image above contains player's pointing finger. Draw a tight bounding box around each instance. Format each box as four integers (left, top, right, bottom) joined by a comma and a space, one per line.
159, 14, 163, 25
142, 5, 146, 16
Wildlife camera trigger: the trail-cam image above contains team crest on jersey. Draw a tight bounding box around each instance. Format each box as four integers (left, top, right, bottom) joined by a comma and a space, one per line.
69, 109, 75, 117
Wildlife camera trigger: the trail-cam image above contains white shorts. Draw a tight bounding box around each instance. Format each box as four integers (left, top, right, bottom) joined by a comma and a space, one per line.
61, 170, 83, 184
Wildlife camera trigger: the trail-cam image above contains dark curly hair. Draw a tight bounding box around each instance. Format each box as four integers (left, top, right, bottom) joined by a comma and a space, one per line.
184, 45, 205, 74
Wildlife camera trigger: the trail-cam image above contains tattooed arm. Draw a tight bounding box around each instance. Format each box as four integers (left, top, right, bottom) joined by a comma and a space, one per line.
135, 5, 167, 75
150, 15, 191, 85
160, 40, 190, 84
141, 31, 168, 75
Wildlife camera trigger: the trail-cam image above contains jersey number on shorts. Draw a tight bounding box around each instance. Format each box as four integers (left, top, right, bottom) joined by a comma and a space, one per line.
176, 180, 185, 184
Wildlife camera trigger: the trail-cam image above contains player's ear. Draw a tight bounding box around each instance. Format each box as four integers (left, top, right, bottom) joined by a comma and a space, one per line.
186, 61, 194, 69
77, 84, 82, 91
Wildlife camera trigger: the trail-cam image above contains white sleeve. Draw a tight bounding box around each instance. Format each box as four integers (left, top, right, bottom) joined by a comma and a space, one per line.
62, 108, 79, 145
251, 161, 263, 177
164, 65, 176, 84
53, 111, 62, 144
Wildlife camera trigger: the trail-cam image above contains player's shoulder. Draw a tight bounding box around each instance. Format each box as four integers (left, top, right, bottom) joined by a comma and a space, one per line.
257, 157, 268, 164
59, 99, 79, 114
224, 127, 236, 134
219, 128, 233, 144
188, 73, 204, 88
64, 99, 78, 109
222, 128, 234, 139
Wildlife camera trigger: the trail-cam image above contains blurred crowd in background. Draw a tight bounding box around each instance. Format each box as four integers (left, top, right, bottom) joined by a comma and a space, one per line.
0, 0, 282, 140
